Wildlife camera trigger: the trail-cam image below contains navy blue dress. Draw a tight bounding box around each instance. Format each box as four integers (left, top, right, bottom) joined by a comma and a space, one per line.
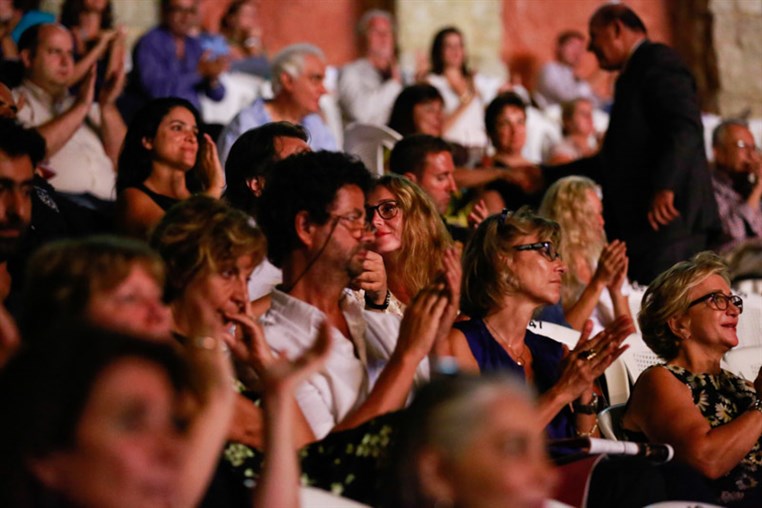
453, 318, 576, 440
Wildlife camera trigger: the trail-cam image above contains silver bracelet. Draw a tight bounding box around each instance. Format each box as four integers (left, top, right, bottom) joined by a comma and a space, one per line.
749, 397, 762, 415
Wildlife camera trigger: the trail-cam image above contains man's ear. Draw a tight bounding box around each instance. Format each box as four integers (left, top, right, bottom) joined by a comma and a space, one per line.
141, 136, 154, 151
404, 171, 418, 183
19, 49, 33, 69
294, 210, 316, 249
279, 71, 294, 93
27, 454, 66, 491
246, 177, 263, 197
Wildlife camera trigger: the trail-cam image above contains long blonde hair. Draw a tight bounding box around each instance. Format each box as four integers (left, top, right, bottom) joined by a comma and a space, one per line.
375, 175, 453, 299
539, 176, 605, 307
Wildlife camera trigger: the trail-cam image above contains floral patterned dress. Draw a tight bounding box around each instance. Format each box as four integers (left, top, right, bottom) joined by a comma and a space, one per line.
663, 364, 762, 506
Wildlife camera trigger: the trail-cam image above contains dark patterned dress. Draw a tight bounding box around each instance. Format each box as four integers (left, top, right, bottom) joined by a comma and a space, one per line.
648, 365, 761, 507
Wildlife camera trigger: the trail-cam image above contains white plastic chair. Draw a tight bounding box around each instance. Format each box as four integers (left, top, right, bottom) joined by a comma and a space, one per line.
603, 356, 631, 406
527, 320, 580, 349
722, 345, 762, 380
528, 322, 630, 405
620, 335, 663, 383
343, 123, 402, 177
734, 291, 762, 348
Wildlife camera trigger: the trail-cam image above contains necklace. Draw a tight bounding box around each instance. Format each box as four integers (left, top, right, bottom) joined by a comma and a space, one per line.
484, 319, 528, 367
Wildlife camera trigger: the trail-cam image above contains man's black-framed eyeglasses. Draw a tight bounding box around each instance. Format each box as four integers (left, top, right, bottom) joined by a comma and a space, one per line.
513, 241, 561, 261
687, 291, 743, 314
366, 200, 399, 222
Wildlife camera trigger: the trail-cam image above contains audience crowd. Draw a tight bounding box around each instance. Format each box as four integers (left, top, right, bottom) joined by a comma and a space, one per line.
0, 1, 760, 507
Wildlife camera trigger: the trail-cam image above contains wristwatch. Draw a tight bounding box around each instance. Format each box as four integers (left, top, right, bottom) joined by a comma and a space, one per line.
365, 289, 391, 311
573, 392, 599, 415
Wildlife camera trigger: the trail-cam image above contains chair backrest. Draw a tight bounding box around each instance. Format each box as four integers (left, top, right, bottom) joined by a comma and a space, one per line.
527, 320, 580, 349
598, 403, 627, 441
528, 321, 630, 405
343, 123, 402, 176
603, 357, 630, 406
722, 345, 762, 380
620, 334, 663, 384
735, 291, 762, 348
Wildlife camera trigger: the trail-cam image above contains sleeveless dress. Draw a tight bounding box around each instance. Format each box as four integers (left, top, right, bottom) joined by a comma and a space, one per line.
625, 364, 762, 507
130, 182, 181, 211
453, 318, 576, 440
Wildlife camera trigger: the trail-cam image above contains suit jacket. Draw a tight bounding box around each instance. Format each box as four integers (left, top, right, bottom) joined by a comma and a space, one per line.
547, 41, 720, 282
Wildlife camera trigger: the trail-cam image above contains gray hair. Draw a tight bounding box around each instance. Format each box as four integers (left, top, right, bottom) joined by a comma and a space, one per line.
357, 9, 394, 36
270, 43, 325, 95
712, 118, 749, 148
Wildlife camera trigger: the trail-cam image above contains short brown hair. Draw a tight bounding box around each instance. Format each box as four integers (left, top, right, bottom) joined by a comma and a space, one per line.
21, 236, 164, 337
150, 196, 266, 301
639, 251, 729, 360
462, 207, 560, 317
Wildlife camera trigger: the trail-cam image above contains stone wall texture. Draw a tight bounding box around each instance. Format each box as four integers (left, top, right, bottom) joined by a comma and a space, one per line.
711, 0, 762, 116
37, 0, 762, 115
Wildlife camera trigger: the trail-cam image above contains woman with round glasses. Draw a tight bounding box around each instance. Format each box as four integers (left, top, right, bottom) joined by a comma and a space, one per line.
447, 207, 634, 440
366, 175, 455, 312
622, 252, 762, 507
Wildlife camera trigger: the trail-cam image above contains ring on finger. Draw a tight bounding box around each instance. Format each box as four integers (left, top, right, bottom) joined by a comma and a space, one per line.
579, 348, 598, 361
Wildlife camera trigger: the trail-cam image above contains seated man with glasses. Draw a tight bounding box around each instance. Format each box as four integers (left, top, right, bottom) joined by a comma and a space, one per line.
710, 119, 762, 256
257, 151, 455, 439
623, 251, 761, 508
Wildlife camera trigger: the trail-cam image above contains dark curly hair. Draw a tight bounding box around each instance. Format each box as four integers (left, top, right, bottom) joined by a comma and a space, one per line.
257, 151, 371, 268
223, 122, 308, 216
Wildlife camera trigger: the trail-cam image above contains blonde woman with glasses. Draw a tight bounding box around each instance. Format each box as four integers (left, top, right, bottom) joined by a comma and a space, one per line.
447, 207, 634, 440
622, 252, 762, 507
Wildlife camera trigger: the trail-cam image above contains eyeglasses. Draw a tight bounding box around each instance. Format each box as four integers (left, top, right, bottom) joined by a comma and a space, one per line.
366, 200, 399, 222
331, 211, 373, 234
687, 291, 743, 314
734, 140, 759, 153
513, 241, 561, 261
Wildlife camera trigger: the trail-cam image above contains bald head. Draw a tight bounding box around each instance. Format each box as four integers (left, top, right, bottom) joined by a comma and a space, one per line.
587, 5, 647, 71
18, 24, 74, 97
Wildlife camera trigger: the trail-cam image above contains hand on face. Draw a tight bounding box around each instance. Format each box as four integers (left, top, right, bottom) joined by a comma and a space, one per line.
350, 250, 388, 305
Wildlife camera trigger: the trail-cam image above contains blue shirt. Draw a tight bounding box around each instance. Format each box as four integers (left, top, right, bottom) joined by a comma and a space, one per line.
131, 27, 225, 111
217, 97, 337, 164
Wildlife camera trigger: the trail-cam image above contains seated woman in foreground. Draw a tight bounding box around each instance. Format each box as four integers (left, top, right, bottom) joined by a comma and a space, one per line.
385, 373, 557, 508
447, 207, 634, 439
622, 251, 762, 507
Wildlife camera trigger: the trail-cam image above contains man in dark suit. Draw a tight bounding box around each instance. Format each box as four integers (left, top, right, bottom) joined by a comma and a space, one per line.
549, 5, 720, 284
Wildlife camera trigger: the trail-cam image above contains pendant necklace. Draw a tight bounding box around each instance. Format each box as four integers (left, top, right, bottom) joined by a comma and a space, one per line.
484, 319, 528, 366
